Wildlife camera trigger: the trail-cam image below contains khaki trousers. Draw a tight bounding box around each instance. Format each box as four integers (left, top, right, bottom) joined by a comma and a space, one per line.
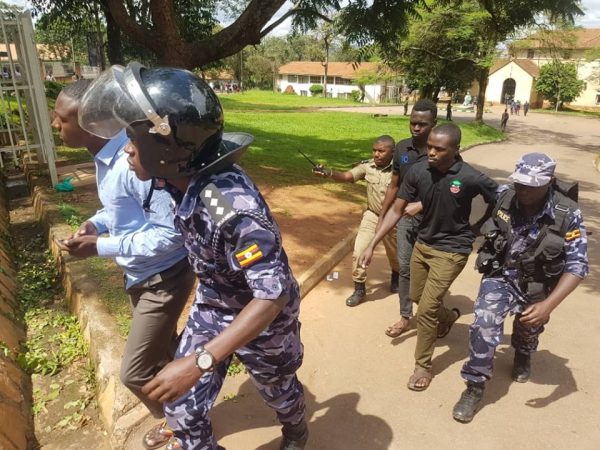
409, 242, 468, 370
352, 209, 399, 283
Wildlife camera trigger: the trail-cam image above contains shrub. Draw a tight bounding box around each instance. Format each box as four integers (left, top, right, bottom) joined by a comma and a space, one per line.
350, 90, 362, 102
44, 80, 66, 100
309, 84, 324, 96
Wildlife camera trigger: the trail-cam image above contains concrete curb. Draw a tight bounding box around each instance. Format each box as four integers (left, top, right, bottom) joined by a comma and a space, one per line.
297, 229, 357, 298
26, 170, 149, 449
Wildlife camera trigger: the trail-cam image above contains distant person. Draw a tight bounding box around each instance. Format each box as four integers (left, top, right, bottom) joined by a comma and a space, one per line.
403, 96, 409, 116
515, 100, 521, 115
360, 123, 498, 391
523, 101, 530, 116
446, 100, 452, 121
500, 109, 509, 132
313, 136, 400, 307
453, 153, 588, 423
376, 99, 438, 338
53, 80, 195, 450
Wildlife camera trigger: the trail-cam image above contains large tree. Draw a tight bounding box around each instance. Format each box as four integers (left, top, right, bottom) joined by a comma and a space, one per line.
535, 61, 585, 108
31, 0, 422, 69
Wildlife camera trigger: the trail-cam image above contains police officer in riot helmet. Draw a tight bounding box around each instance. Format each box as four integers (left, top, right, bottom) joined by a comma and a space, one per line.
453, 153, 588, 424
80, 63, 308, 450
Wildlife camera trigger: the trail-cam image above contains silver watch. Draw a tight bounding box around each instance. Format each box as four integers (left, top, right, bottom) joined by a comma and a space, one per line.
194, 346, 216, 372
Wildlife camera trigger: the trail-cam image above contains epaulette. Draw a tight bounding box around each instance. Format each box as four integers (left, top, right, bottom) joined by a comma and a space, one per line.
200, 183, 237, 228
351, 159, 371, 168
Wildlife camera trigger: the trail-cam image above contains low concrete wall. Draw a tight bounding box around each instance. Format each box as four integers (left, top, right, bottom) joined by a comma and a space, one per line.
0, 173, 36, 450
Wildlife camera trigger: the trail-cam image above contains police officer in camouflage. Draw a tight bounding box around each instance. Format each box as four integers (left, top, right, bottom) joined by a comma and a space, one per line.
79, 63, 308, 450
453, 153, 589, 423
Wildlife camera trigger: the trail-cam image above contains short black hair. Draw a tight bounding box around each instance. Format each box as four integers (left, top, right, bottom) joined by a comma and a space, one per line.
375, 134, 395, 148
431, 123, 461, 147
412, 99, 438, 120
61, 79, 92, 101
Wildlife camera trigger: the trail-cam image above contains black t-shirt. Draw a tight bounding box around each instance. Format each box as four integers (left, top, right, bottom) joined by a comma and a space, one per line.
399, 157, 498, 254
393, 138, 424, 184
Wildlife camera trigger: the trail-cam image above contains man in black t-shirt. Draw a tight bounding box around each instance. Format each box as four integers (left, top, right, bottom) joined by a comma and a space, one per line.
377, 99, 437, 339
360, 123, 498, 392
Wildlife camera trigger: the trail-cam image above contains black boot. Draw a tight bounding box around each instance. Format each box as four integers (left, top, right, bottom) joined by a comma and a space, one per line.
390, 271, 399, 293
346, 281, 366, 307
512, 351, 531, 383
453, 381, 485, 423
280, 421, 309, 450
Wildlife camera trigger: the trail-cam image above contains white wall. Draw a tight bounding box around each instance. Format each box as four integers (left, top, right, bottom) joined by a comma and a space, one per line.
277, 76, 383, 103
486, 62, 535, 104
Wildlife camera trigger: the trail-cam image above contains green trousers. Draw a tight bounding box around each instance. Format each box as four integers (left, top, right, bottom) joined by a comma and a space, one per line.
409, 242, 468, 370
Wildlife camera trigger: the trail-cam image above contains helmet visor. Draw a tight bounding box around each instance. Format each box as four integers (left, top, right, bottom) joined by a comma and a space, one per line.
78, 65, 148, 139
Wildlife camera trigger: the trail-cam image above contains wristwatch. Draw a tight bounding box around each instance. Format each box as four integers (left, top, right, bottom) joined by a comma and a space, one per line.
194, 346, 216, 372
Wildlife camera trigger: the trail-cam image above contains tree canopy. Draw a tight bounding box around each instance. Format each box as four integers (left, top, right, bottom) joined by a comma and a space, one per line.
535, 60, 585, 108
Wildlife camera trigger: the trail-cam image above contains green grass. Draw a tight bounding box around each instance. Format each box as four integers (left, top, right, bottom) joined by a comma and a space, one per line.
226, 111, 503, 187
219, 89, 365, 111
55, 145, 92, 164
531, 107, 600, 118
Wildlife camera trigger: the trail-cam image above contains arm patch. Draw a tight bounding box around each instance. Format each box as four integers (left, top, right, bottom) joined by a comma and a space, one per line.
235, 242, 264, 267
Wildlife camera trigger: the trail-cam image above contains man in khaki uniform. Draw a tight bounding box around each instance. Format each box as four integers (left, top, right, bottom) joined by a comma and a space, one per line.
313, 135, 399, 306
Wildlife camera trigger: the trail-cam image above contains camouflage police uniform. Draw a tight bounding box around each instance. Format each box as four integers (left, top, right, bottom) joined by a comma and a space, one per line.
461, 184, 589, 384
163, 165, 305, 450
350, 158, 399, 283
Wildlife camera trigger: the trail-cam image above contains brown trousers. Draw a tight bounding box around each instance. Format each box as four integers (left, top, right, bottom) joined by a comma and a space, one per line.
120, 257, 196, 418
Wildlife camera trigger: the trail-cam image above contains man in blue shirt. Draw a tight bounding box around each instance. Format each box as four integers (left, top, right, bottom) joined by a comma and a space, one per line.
78, 65, 308, 450
54, 80, 195, 449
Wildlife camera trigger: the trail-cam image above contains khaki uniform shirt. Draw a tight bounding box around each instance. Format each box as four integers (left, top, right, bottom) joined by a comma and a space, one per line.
349, 159, 393, 215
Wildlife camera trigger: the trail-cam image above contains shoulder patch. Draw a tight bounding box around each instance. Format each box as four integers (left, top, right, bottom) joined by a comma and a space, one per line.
201, 183, 237, 227
235, 242, 264, 268
565, 229, 581, 241
351, 159, 371, 168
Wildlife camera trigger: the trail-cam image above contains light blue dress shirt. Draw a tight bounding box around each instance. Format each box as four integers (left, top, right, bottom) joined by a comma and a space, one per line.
88, 130, 188, 288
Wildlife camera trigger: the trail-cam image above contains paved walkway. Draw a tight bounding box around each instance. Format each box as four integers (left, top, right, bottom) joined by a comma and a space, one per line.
201, 110, 600, 449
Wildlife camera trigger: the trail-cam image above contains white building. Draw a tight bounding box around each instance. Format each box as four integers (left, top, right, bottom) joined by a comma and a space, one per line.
482, 28, 600, 107
277, 61, 401, 103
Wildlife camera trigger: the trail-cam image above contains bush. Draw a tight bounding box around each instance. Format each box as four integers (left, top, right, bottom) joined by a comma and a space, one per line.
309, 84, 324, 96
350, 90, 361, 102
44, 80, 66, 100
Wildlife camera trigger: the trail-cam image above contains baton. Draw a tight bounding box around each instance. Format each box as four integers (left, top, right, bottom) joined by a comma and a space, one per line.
297, 150, 318, 167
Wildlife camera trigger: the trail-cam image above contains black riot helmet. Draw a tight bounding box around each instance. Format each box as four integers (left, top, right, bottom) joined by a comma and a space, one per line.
79, 62, 252, 178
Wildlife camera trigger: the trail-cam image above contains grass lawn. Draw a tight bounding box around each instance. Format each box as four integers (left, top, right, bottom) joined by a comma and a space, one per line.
531, 107, 600, 118
218, 89, 367, 111
227, 111, 503, 186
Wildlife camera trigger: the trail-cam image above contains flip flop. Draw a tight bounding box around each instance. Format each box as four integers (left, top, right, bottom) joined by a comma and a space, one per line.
407, 367, 433, 391
437, 308, 461, 339
143, 421, 173, 450
385, 317, 411, 338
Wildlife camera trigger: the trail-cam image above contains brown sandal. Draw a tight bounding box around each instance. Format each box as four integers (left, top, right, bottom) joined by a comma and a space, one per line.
437, 308, 461, 339
407, 367, 433, 391
385, 317, 412, 338
143, 421, 173, 450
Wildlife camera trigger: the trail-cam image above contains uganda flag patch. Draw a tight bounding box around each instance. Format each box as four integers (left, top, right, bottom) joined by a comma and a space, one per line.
236, 243, 263, 268
565, 229, 582, 242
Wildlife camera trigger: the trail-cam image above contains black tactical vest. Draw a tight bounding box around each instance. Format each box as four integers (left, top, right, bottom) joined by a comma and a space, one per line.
475, 184, 578, 300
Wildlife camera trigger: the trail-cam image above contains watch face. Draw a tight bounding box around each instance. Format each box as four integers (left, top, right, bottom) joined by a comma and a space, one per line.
197, 353, 213, 370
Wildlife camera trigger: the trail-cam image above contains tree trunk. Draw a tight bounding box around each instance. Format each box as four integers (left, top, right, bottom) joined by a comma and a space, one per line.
104, 9, 123, 65
475, 67, 490, 122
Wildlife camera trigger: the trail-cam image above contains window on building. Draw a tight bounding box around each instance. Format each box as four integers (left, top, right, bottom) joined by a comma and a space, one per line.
300, 90, 308, 96
326, 76, 334, 84
287, 74, 298, 83
278, 75, 283, 80
596, 92, 600, 105
298, 76, 309, 84
310, 75, 322, 84
527, 49, 534, 59
337, 77, 352, 85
